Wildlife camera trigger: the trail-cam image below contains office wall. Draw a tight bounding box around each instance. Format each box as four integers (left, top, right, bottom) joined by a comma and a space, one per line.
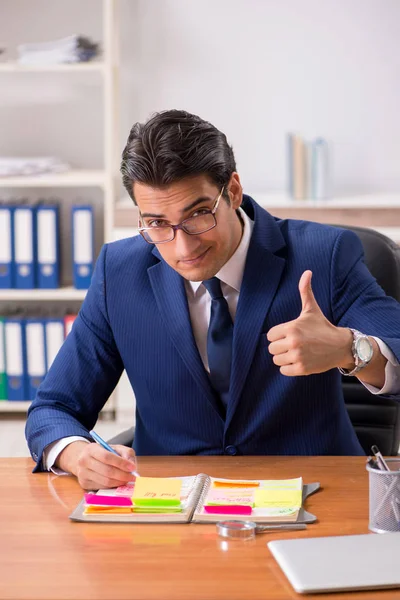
1, 0, 399, 197
120, 0, 400, 196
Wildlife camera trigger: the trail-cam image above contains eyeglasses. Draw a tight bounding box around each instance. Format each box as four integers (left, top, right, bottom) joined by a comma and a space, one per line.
138, 186, 225, 244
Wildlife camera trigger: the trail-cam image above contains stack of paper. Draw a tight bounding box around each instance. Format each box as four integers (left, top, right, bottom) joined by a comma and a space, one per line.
17, 35, 99, 65
0, 157, 70, 177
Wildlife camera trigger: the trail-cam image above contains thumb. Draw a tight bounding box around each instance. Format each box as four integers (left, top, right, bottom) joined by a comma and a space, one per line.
298, 270, 320, 314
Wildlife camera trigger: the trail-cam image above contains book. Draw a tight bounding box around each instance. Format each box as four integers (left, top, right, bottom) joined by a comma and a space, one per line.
69, 475, 320, 524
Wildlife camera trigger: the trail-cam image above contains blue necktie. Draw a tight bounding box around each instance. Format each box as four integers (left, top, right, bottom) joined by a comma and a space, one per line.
203, 277, 233, 407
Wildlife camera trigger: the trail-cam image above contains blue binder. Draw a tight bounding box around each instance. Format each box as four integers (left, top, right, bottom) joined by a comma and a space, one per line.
25, 318, 47, 401
44, 318, 65, 371
0, 205, 14, 288
36, 204, 60, 289
4, 317, 27, 401
14, 205, 36, 289
72, 205, 94, 289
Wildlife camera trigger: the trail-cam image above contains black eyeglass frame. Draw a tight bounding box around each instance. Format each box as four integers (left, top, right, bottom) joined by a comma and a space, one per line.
137, 186, 225, 245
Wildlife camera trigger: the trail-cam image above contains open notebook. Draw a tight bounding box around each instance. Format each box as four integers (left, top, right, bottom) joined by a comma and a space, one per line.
69, 475, 320, 524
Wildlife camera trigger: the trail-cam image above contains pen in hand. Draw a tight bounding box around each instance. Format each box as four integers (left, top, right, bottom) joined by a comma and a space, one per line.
89, 429, 140, 478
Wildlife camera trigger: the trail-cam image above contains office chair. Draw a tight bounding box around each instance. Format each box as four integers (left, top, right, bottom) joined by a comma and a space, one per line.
108, 225, 400, 455
333, 224, 400, 456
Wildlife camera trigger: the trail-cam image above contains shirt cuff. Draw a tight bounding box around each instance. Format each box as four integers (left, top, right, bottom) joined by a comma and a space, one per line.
43, 436, 90, 474
360, 337, 400, 395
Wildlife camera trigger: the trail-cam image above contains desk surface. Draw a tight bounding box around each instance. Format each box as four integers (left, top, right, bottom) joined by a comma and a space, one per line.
1, 456, 397, 600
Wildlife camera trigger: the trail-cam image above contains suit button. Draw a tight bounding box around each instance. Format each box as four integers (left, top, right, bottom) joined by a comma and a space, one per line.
33, 453, 38, 460
225, 445, 237, 456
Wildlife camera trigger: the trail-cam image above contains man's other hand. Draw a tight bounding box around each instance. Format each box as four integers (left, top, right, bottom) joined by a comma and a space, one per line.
267, 270, 353, 376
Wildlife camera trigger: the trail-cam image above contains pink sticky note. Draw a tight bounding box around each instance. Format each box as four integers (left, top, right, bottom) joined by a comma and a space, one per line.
84, 493, 133, 507
204, 505, 252, 515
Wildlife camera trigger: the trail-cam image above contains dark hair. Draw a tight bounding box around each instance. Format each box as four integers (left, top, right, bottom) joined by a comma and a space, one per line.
120, 109, 236, 203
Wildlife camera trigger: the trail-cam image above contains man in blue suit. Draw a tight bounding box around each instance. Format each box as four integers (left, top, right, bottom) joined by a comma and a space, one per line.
26, 110, 400, 490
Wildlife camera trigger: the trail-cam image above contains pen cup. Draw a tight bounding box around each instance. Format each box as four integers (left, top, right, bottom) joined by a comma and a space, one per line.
366, 458, 400, 533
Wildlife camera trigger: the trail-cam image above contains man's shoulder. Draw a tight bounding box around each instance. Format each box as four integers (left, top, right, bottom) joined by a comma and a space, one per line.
275, 216, 358, 249
103, 235, 156, 271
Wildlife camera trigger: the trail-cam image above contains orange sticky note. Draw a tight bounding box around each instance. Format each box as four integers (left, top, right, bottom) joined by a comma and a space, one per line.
213, 480, 260, 488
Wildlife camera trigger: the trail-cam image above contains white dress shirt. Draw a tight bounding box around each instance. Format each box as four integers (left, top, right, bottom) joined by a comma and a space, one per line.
43, 208, 400, 471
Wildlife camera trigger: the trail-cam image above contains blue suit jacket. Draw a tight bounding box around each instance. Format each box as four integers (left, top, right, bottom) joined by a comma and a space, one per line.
26, 197, 400, 469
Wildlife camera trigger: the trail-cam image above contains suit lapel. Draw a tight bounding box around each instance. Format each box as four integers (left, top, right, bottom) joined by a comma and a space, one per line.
148, 254, 224, 419
226, 200, 287, 425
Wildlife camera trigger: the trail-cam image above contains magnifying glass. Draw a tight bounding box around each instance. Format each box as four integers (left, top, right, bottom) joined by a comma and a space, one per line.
216, 520, 307, 539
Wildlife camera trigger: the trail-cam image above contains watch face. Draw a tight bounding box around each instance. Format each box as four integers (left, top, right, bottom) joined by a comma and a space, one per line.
356, 337, 373, 362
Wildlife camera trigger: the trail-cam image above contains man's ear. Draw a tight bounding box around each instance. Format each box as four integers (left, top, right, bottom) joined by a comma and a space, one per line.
227, 172, 243, 210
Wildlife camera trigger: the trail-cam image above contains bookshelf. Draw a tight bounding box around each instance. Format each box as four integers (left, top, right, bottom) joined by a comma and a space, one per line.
0, 169, 106, 188
0, 61, 105, 73
0, 0, 119, 418
0, 288, 87, 301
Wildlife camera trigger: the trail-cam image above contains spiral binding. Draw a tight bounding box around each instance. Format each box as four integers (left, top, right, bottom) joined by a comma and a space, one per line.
190, 473, 212, 521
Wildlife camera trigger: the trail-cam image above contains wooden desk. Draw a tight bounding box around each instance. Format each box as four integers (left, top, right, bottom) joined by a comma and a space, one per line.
1, 456, 397, 600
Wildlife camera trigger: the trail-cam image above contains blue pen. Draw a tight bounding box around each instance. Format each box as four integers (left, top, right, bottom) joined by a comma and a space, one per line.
89, 429, 140, 478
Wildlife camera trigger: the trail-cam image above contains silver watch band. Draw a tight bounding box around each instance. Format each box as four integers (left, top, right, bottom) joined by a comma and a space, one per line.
338, 328, 372, 377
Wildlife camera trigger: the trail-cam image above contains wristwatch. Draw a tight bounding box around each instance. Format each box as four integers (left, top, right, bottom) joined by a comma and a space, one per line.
338, 328, 374, 376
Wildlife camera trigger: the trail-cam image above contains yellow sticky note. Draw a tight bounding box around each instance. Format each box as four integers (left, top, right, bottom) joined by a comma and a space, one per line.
253, 489, 302, 508
132, 477, 182, 507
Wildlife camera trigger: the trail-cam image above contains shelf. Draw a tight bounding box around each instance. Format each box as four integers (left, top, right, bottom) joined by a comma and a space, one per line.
114, 193, 400, 230
0, 60, 105, 73
0, 169, 106, 188
0, 401, 31, 413
0, 287, 87, 301
251, 192, 400, 209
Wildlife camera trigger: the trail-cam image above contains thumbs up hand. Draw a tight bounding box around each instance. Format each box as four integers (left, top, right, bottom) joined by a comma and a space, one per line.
267, 271, 354, 376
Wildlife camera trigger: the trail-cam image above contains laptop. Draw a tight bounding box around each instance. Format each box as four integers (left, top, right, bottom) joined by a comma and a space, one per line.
268, 533, 400, 594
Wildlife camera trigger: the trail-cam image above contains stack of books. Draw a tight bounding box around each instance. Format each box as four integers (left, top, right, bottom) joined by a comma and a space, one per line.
287, 134, 330, 200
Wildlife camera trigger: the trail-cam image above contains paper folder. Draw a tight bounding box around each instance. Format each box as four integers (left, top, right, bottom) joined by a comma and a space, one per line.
36, 204, 59, 289
72, 205, 94, 289
25, 318, 46, 401
4, 317, 27, 401
0, 205, 14, 288
45, 318, 65, 371
0, 317, 7, 400
14, 205, 36, 289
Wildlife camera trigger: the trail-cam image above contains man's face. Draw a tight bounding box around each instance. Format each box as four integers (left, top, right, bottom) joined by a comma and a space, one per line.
133, 174, 243, 281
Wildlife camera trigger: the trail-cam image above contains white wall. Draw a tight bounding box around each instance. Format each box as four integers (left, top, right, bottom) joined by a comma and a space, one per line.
119, 0, 400, 196
1, 0, 399, 200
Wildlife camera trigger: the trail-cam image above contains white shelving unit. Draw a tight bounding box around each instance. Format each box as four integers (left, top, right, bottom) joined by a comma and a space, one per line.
0, 61, 106, 73
0, 0, 119, 416
0, 288, 87, 302
0, 169, 106, 189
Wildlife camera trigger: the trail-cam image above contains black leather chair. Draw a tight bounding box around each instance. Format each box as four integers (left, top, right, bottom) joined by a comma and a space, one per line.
109, 225, 400, 455
332, 225, 400, 455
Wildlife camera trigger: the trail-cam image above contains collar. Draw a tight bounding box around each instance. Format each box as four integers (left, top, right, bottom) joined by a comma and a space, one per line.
187, 206, 254, 296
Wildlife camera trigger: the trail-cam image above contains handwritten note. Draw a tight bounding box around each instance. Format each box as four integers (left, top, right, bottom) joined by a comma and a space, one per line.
253, 478, 303, 509
132, 477, 182, 507
254, 489, 302, 508
206, 488, 254, 506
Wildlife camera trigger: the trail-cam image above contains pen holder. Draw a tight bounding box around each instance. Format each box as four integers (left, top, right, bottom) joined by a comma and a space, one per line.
366, 458, 400, 533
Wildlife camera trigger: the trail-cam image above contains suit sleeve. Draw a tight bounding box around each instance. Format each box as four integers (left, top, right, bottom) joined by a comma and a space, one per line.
25, 244, 124, 472
330, 229, 400, 397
